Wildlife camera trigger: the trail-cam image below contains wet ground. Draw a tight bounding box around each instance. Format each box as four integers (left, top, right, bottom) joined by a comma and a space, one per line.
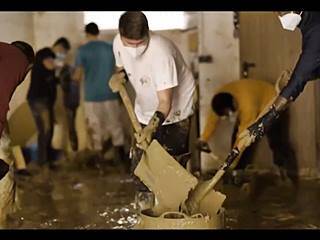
5, 157, 320, 229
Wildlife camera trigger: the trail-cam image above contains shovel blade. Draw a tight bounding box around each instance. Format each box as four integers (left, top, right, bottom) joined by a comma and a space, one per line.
134, 140, 198, 212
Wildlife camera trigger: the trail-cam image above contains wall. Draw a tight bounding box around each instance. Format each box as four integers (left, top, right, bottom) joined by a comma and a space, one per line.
198, 12, 241, 173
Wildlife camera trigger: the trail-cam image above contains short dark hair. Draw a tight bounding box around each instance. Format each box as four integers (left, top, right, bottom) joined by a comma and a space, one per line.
211, 92, 236, 116
11, 41, 35, 65
35, 47, 56, 63
85, 22, 100, 36
53, 37, 71, 50
119, 11, 149, 40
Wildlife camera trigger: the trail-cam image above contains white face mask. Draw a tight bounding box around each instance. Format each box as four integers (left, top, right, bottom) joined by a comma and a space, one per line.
54, 52, 66, 67
278, 11, 303, 31
124, 44, 147, 59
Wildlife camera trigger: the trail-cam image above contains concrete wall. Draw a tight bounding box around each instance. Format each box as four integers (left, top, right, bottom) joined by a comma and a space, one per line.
198, 12, 241, 173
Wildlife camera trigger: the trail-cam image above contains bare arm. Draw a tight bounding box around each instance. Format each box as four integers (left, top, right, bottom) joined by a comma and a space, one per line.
72, 66, 83, 82
156, 88, 173, 119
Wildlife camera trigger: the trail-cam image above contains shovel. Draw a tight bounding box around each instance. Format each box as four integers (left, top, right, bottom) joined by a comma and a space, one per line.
109, 74, 198, 214
182, 141, 246, 215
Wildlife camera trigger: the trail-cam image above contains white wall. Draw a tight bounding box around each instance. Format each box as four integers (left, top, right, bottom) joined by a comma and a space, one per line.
198, 12, 240, 173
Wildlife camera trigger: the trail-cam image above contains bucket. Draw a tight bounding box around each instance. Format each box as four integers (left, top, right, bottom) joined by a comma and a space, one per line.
134, 208, 225, 229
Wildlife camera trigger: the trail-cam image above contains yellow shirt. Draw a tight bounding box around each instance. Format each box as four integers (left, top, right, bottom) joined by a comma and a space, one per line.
201, 79, 276, 148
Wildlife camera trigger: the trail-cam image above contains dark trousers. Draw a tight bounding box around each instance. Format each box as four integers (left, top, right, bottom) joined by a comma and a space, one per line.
29, 101, 55, 165
131, 117, 191, 192
232, 110, 297, 180
66, 107, 78, 151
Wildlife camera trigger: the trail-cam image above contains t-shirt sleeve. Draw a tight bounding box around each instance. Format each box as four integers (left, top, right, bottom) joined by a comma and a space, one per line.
154, 55, 178, 91
113, 37, 123, 68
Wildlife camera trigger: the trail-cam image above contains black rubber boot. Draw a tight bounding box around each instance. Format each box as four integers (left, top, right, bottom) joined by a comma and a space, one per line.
0, 159, 9, 180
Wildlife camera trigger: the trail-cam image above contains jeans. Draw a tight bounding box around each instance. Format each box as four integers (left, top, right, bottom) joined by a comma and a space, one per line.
29, 101, 55, 165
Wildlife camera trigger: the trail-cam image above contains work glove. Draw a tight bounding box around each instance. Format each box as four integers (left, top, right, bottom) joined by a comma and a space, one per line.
238, 95, 289, 149
238, 105, 282, 149
135, 111, 165, 150
195, 139, 211, 153
109, 70, 127, 93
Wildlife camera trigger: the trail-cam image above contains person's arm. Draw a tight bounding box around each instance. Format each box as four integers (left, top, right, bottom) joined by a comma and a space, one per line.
195, 110, 219, 153
156, 88, 173, 118
72, 49, 84, 82
237, 29, 320, 150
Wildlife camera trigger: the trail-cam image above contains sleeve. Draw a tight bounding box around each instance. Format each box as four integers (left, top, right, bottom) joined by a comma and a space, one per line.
280, 29, 320, 100
200, 110, 219, 141
154, 55, 179, 91
74, 48, 84, 68
113, 37, 123, 68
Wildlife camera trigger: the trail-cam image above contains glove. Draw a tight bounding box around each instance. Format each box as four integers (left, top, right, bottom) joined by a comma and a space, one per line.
109, 71, 127, 93
238, 95, 289, 150
238, 105, 280, 149
196, 139, 211, 153
135, 111, 165, 150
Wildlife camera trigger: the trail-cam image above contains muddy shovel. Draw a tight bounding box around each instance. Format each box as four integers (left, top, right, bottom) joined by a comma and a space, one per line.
109, 73, 198, 214
182, 141, 247, 215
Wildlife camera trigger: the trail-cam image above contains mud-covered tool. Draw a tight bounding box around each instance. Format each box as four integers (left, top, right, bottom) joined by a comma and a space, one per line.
109, 73, 198, 214
183, 141, 246, 215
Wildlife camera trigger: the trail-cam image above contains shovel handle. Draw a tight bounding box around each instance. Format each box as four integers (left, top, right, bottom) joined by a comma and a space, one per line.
116, 82, 143, 133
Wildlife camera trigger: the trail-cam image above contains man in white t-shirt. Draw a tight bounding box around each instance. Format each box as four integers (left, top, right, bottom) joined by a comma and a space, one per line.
110, 11, 196, 204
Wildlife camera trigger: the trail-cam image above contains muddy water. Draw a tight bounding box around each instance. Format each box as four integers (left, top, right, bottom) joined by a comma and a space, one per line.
5, 160, 320, 229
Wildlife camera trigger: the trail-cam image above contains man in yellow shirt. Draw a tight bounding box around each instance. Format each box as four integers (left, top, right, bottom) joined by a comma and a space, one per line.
197, 79, 297, 185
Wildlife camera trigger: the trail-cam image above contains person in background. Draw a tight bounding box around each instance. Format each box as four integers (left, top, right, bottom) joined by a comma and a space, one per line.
197, 79, 297, 186
27, 48, 57, 169
73, 22, 127, 168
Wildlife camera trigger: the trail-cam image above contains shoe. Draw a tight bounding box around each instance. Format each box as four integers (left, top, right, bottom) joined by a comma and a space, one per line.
15, 169, 32, 177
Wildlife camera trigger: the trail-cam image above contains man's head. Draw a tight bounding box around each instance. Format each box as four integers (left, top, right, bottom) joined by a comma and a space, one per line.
11, 41, 35, 72
52, 37, 71, 67
85, 22, 100, 40
211, 92, 237, 117
36, 47, 56, 71
119, 11, 149, 48
52, 37, 71, 55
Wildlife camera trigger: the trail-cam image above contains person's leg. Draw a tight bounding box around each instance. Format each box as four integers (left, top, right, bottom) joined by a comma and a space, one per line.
47, 104, 55, 166
102, 100, 127, 167
66, 107, 78, 151
29, 101, 49, 165
157, 117, 191, 167
84, 102, 104, 152
267, 110, 298, 185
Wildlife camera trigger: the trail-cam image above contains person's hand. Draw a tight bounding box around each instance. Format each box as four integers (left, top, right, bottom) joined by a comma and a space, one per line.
109, 71, 126, 93
196, 139, 211, 153
134, 111, 165, 150
134, 125, 156, 150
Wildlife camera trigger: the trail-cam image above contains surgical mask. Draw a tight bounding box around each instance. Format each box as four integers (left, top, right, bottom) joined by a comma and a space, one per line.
278, 11, 303, 31
54, 53, 66, 67
124, 45, 147, 59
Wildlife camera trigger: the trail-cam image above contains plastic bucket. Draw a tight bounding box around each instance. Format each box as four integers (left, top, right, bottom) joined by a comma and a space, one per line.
135, 208, 225, 229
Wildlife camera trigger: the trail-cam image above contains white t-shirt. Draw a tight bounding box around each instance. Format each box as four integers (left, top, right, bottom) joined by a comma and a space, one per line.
113, 33, 195, 125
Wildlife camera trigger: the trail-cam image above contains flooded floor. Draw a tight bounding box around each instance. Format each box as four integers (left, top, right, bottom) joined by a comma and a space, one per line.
5, 157, 320, 229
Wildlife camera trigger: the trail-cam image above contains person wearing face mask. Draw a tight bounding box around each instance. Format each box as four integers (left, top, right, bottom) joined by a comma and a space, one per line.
237, 12, 320, 171
51, 37, 80, 152
110, 11, 196, 207
73, 22, 127, 169
27, 48, 58, 169
197, 79, 297, 186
